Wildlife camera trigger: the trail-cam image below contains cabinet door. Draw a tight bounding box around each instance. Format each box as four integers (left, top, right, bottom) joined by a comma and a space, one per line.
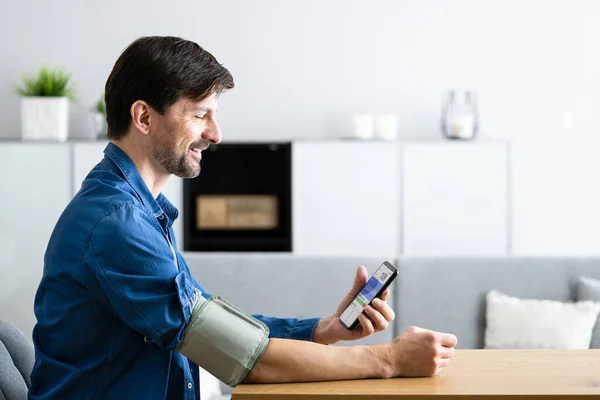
293, 141, 400, 257
73, 141, 107, 195
402, 141, 508, 256
0, 144, 72, 337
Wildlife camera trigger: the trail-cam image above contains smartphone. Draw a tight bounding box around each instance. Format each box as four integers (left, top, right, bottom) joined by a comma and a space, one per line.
339, 261, 398, 330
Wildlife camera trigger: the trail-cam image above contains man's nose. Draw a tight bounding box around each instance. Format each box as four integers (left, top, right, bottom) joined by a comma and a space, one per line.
204, 119, 221, 144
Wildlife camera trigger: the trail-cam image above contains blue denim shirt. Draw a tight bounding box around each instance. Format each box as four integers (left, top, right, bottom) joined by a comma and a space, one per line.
29, 143, 320, 400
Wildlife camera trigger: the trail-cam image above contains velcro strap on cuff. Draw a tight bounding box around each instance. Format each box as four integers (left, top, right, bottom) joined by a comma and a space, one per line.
176, 295, 270, 386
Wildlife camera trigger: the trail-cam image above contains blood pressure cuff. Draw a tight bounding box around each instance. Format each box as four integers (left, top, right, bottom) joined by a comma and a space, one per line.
176, 295, 270, 387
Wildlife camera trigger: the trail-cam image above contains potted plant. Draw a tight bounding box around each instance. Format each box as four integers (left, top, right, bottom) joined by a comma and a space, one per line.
92, 94, 107, 140
15, 65, 75, 141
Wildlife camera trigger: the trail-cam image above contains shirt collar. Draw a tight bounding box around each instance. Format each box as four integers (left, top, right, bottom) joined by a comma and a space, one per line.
103, 142, 179, 224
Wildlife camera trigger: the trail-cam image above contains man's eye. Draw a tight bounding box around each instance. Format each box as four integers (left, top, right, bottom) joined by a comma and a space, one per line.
196, 115, 206, 120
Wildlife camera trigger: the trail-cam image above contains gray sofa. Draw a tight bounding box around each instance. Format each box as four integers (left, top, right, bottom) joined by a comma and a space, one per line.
185, 254, 600, 349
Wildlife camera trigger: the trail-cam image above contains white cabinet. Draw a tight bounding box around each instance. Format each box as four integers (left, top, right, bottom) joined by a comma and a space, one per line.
292, 141, 400, 258
292, 140, 509, 257
401, 141, 509, 256
0, 143, 72, 336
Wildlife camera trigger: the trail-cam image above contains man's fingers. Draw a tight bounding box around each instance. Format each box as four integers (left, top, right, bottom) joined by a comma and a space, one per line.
348, 266, 368, 296
441, 333, 458, 348
371, 298, 395, 322
379, 288, 390, 302
437, 346, 455, 359
357, 312, 375, 336
364, 306, 389, 331
437, 357, 450, 368
354, 265, 368, 285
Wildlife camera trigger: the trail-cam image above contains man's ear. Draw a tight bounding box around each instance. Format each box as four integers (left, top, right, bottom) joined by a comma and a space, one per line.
130, 100, 152, 135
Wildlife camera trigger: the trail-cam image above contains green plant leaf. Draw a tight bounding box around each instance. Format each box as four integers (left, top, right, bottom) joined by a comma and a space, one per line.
93, 93, 106, 114
13, 65, 76, 98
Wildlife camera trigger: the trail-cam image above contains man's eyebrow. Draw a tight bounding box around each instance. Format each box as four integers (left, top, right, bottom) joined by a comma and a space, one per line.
187, 104, 216, 113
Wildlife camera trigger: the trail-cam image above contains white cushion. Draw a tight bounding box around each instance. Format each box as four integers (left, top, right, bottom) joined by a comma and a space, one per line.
578, 276, 600, 302
484, 290, 600, 349
577, 276, 600, 348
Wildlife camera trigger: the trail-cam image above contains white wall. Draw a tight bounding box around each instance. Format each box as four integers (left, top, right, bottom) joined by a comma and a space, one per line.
1, 0, 600, 254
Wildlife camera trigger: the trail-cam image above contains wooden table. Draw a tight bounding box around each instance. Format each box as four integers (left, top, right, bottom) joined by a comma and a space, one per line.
232, 350, 600, 399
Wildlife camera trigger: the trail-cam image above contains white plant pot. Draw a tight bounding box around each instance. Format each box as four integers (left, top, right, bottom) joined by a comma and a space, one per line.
21, 97, 69, 141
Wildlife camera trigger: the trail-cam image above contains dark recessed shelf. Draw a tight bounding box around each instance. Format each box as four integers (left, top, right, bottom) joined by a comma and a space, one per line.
183, 142, 292, 252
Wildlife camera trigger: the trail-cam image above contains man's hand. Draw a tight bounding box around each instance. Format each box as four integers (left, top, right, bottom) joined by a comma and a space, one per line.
312, 265, 395, 345
383, 326, 458, 377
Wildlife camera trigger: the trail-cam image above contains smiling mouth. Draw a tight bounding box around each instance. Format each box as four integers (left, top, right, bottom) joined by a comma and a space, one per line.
189, 148, 202, 159
189, 142, 209, 159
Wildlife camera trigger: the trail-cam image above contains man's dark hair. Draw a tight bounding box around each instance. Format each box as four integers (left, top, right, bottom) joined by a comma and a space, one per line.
104, 36, 234, 140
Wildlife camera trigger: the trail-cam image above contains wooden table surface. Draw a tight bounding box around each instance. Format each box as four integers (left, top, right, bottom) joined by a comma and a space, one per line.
232, 349, 600, 399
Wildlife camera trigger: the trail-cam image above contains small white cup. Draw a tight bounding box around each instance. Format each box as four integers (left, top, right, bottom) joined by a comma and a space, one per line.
374, 114, 398, 140
352, 114, 374, 139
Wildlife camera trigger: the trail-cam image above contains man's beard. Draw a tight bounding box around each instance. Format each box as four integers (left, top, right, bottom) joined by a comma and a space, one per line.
151, 127, 203, 179
154, 146, 200, 178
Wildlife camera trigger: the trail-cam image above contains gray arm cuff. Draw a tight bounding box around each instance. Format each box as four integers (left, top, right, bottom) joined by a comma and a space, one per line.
176, 295, 270, 387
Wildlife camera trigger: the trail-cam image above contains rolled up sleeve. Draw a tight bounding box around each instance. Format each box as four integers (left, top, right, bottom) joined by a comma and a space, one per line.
252, 315, 321, 341
84, 204, 202, 349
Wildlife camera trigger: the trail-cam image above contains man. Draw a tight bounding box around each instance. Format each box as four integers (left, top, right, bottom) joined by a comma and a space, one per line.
29, 36, 457, 400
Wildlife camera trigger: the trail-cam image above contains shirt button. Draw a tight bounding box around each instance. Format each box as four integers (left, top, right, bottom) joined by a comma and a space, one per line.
158, 215, 164, 220
187, 382, 193, 389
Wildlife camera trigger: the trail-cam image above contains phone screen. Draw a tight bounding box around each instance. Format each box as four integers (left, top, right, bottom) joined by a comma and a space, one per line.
340, 262, 396, 328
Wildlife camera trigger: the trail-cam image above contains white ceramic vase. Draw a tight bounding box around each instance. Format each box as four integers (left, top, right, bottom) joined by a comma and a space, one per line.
351, 114, 375, 140
21, 97, 69, 141
374, 115, 398, 141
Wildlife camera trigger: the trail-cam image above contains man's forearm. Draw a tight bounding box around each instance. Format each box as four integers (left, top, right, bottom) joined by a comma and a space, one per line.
244, 338, 392, 383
